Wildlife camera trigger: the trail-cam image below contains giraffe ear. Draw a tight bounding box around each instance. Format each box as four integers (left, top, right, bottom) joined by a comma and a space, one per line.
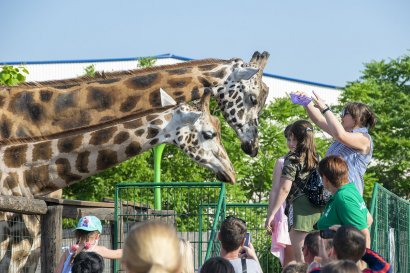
200, 89, 212, 114
231, 67, 259, 81
250, 51, 270, 69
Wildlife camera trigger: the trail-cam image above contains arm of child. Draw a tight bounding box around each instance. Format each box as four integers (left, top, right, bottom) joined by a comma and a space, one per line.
54, 250, 68, 273
94, 245, 123, 259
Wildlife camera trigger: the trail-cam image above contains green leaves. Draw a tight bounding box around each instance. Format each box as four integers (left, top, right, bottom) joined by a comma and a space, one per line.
137, 57, 157, 68
0, 65, 29, 86
83, 64, 96, 77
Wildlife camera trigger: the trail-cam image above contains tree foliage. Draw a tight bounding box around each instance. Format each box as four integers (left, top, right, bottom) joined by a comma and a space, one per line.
0, 65, 29, 86
340, 52, 410, 198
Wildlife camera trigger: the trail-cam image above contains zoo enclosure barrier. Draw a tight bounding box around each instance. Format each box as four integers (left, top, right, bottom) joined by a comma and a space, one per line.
114, 182, 283, 273
370, 183, 409, 273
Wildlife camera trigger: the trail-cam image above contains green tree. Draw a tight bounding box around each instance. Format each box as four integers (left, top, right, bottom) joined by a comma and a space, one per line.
83, 64, 96, 77
0, 65, 29, 86
340, 52, 410, 198
138, 57, 156, 68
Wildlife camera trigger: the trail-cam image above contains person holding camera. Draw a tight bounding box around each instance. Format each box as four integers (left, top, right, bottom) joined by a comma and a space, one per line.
218, 216, 262, 273
316, 156, 370, 248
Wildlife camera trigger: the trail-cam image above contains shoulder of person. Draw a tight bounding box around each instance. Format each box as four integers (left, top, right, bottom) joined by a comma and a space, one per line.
284, 152, 299, 164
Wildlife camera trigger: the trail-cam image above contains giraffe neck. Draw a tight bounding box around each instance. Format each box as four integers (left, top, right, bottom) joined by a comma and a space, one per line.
0, 59, 231, 143
0, 107, 178, 197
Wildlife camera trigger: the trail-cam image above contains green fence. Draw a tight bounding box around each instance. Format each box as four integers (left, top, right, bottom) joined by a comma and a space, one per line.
369, 183, 410, 273
114, 182, 226, 272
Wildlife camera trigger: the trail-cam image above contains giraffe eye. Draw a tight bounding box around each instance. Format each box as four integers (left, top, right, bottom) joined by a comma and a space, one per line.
250, 94, 257, 106
202, 131, 216, 140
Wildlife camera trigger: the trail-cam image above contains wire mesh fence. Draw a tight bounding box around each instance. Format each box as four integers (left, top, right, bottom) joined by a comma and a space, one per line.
370, 183, 410, 273
114, 182, 226, 273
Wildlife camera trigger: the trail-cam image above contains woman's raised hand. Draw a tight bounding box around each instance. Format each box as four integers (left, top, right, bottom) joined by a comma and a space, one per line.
311, 91, 328, 112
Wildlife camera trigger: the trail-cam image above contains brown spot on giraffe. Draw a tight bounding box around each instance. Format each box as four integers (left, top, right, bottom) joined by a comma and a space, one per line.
125, 141, 142, 157
151, 119, 163, 126
33, 141, 52, 161
147, 127, 159, 139
40, 90, 53, 102
9, 92, 45, 123
55, 110, 92, 130
54, 92, 78, 113
53, 84, 80, 90
76, 151, 90, 173
0, 95, 6, 107
0, 114, 11, 139
87, 87, 114, 111
135, 129, 145, 137
120, 95, 141, 112
149, 90, 161, 107
4, 144, 28, 168
56, 158, 82, 183
124, 119, 143, 129
90, 127, 118, 145
58, 135, 84, 153
99, 116, 115, 123
198, 77, 212, 88
191, 87, 201, 100
24, 165, 50, 190
167, 68, 189, 75
146, 114, 159, 122
167, 78, 190, 88
96, 150, 118, 170
96, 78, 121, 85
126, 73, 160, 89
114, 132, 130, 144
4, 173, 20, 194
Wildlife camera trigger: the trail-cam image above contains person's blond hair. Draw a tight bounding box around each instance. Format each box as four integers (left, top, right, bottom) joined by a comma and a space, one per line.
123, 221, 181, 273
179, 239, 195, 273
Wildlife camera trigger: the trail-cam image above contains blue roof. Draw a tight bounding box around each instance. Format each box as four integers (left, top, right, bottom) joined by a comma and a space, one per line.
1, 53, 341, 89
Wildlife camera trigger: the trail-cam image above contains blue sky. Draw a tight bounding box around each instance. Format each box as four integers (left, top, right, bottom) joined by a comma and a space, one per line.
1, 0, 409, 86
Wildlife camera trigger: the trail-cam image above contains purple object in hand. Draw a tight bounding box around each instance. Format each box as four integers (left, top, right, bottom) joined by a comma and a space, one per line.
290, 93, 312, 106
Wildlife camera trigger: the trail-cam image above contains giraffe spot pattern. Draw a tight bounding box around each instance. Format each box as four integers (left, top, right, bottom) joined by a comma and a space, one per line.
96, 150, 118, 170
149, 138, 159, 145
58, 135, 84, 153
55, 92, 77, 113
124, 119, 143, 129
237, 109, 244, 120
33, 141, 52, 161
24, 165, 50, 191
40, 90, 53, 102
87, 87, 114, 111
167, 78, 190, 88
127, 73, 159, 89
135, 129, 145, 137
125, 141, 142, 157
167, 68, 189, 75
55, 110, 92, 130
10, 92, 44, 123
151, 119, 163, 126
198, 77, 212, 88
175, 95, 186, 103
4, 144, 27, 168
4, 173, 19, 193
90, 127, 118, 145
147, 127, 159, 139
0, 114, 11, 139
149, 91, 161, 107
56, 158, 82, 183
99, 116, 115, 123
114, 132, 130, 144
120, 95, 141, 112
146, 114, 158, 122
16, 126, 28, 138
76, 151, 90, 173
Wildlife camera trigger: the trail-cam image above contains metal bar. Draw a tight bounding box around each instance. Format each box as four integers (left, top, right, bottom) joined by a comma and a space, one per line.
153, 144, 166, 210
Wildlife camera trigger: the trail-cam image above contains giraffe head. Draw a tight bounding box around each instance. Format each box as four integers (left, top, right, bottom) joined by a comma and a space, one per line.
215, 51, 270, 157
169, 91, 236, 183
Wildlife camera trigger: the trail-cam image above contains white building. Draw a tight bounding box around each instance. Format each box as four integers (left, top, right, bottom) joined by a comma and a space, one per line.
0, 53, 342, 105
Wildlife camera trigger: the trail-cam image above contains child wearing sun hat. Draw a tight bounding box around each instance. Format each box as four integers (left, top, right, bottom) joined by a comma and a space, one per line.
55, 215, 122, 273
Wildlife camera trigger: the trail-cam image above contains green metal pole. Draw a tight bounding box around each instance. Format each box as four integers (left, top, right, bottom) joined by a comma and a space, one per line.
153, 144, 166, 210
369, 183, 379, 249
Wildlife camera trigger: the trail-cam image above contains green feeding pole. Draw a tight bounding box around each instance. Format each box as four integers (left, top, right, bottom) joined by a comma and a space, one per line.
153, 144, 166, 210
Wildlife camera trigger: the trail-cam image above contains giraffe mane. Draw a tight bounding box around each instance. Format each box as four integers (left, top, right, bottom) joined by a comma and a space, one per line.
14, 58, 233, 88
0, 106, 175, 145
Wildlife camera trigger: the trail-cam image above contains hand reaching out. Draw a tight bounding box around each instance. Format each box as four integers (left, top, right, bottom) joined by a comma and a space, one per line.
311, 91, 328, 112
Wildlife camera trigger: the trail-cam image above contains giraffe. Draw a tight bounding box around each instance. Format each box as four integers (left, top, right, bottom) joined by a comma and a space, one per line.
0, 51, 269, 157
0, 91, 235, 272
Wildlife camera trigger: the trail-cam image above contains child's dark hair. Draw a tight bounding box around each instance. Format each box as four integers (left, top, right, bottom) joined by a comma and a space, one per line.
333, 225, 366, 262
321, 260, 361, 273
72, 252, 105, 273
289, 120, 318, 170
284, 123, 293, 138
200, 257, 235, 273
